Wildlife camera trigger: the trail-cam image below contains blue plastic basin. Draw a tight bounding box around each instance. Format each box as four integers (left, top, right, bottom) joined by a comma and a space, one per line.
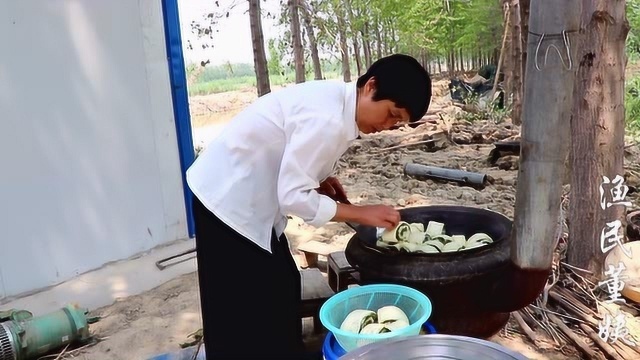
322, 322, 437, 359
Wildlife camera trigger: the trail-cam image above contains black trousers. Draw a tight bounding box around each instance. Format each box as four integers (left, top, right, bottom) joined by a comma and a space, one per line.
192, 196, 304, 359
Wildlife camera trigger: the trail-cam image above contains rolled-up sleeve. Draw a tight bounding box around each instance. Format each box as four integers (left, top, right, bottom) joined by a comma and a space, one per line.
277, 114, 342, 227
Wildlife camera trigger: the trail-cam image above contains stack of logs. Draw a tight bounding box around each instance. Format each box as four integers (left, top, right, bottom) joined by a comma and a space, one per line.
514, 265, 640, 360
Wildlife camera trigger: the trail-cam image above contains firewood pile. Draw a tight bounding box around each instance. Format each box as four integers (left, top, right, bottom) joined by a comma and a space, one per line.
514, 223, 640, 360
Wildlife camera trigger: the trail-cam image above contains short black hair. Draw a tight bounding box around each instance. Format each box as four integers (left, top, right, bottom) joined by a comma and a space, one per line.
356, 54, 432, 122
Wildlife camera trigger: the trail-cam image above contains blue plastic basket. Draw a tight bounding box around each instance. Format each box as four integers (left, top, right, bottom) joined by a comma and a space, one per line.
319, 284, 433, 352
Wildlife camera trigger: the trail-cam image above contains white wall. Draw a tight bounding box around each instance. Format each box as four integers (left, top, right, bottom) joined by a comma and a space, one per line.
0, 0, 189, 299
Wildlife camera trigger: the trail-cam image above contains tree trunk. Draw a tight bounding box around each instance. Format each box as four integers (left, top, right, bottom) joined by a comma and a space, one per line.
375, 19, 382, 59
459, 48, 465, 72
390, 26, 396, 53
352, 37, 362, 76
437, 57, 442, 73
512, 0, 582, 270
289, 0, 305, 83
344, 0, 362, 75
384, 19, 394, 55
336, 9, 351, 82
300, 0, 322, 80
248, 0, 270, 96
502, 1, 513, 104
520, 0, 531, 78
421, 50, 428, 70
567, 0, 630, 276
361, 22, 373, 68
492, 4, 510, 98
448, 50, 455, 75
511, 0, 524, 125
455, 51, 459, 72
384, 26, 392, 55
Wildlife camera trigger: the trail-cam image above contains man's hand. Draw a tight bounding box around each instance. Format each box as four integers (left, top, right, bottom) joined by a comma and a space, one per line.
356, 205, 401, 230
333, 203, 401, 230
317, 176, 349, 203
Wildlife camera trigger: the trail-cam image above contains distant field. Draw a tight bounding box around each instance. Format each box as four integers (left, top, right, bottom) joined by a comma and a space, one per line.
184, 60, 640, 136
186, 62, 343, 96
188, 73, 339, 96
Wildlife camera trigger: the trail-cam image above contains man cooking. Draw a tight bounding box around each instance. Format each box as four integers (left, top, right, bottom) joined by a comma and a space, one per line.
186, 53, 432, 359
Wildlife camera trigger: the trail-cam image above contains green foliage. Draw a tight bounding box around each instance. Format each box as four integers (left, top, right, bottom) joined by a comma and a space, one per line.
186, 63, 198, 78
455, 92, 510, 125
188, 76, 260, 95
186, 60, 343, 96
267, 38, 285, 76
396, 0, 501, 58
196, 63, 256, 82
628, 0, 640, 58
626, 75, 640, 135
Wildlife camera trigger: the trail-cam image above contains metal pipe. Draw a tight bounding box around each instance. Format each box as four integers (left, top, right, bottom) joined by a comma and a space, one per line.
404, 163, 487, 186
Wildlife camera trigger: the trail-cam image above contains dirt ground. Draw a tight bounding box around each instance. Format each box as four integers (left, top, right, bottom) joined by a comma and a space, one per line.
71, 79, 640, 359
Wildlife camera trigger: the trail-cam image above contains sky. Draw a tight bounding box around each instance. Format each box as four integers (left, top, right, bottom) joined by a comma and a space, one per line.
177, 0, 283, 66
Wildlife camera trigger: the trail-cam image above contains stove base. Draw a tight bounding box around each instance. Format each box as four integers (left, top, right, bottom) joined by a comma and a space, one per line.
429, 311, 511, 339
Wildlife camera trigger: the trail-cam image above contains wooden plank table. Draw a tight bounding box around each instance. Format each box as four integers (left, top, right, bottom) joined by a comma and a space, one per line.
297, 240, 335, 269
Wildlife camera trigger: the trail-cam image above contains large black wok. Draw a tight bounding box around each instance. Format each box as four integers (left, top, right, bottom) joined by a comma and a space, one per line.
344, 205, 550, 338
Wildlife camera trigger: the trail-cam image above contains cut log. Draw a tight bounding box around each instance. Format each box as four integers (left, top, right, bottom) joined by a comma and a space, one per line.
578, 323, 625, 360
513, 311, 542, 346
553, 287, 602, 319
547, 313, 604, 360
549, 289, 599, 325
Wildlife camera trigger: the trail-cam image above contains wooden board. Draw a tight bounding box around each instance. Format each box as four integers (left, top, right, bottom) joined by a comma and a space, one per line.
298, 240, 335, 256
297, 240, 337, 268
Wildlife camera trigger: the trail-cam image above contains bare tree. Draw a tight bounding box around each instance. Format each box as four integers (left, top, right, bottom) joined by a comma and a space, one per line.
335, 3, 351, 82
361, 20, 373, 68
289, 0, 306, 83
300, 0, 323, 80
344, 0, 362, 75
248, 0, 270, 96
374, 18, 382, 59
520, 0, 531, 77
510, 0, 524, 125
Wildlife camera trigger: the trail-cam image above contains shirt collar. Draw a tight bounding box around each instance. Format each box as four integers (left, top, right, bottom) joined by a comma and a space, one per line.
343, 82, 360, 140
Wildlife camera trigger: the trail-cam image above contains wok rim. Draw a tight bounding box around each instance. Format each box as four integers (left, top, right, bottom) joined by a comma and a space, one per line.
356, 204, 512, 258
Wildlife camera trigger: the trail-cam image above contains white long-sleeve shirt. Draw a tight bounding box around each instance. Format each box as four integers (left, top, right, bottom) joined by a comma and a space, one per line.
186, 80, 359, 253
